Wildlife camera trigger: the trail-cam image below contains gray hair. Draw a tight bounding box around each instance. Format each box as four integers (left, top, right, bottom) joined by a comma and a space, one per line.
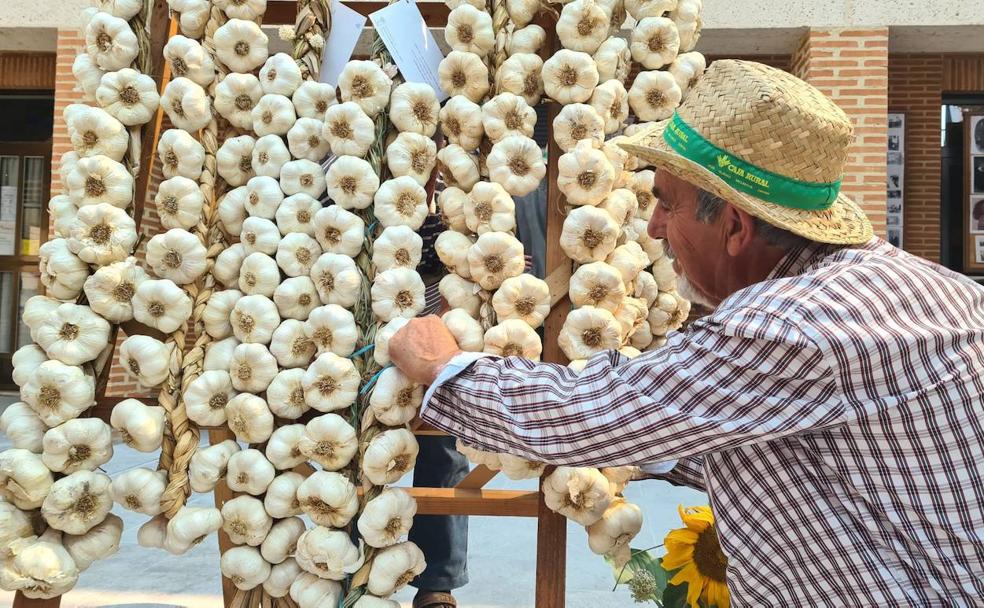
695, 189, 812, 250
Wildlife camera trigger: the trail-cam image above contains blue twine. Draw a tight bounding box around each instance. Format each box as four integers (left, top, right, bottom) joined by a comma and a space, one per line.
359, 364, 392, 395
365, 220, 378, 234
348, 343, 375, 359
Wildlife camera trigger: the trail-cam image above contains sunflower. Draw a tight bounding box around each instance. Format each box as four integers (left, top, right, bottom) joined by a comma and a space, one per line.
662, 505, 730, 608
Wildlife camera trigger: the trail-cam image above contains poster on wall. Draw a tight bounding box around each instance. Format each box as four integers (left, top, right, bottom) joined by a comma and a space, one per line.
0, 185, 17, 256
965, 112, 984, 272
886, 113, 905, 248
972, 115, 984, 155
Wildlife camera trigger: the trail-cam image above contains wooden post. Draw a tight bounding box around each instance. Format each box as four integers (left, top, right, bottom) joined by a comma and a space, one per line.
208, 427, 239, 606
12, 595, 60, 608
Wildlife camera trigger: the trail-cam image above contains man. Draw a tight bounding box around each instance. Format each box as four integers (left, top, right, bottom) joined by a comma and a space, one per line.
390, 60, 984, 606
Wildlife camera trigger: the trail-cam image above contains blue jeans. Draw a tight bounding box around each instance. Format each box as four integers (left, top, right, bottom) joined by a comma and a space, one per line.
409, 435, 470, 590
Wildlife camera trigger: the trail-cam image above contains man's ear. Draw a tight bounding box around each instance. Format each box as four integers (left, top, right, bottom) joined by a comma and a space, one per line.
721, 204, 757, 256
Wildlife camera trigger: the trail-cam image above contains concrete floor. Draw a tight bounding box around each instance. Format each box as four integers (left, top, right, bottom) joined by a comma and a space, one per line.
0, 410, 705, 608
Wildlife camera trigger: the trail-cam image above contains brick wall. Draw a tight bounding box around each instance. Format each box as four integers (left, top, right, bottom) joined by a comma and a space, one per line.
793, 28, 890, 237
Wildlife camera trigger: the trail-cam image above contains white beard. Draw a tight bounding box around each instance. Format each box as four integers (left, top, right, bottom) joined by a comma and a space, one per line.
675, 274, 718, 310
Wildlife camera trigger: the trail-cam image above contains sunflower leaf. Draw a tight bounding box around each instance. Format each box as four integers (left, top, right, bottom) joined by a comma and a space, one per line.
662, 580, 690, 608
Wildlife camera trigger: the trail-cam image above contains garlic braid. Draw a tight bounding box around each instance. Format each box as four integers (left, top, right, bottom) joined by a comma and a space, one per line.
291, 0, 332, 80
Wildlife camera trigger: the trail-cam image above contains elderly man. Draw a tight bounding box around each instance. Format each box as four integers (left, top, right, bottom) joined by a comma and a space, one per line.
390, 60, 984, 606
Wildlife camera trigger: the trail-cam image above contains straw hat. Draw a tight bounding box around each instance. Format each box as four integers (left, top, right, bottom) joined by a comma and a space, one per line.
619, 60, 873, 244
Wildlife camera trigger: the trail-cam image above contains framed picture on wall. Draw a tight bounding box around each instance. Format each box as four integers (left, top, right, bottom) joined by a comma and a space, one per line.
971, 197, 984, 234
886, 112, 905, 247
972, 115, 984, 155
964, 112, 984, 272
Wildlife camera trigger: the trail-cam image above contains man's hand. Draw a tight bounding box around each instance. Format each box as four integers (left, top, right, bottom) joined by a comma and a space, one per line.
389, 316, 462, 385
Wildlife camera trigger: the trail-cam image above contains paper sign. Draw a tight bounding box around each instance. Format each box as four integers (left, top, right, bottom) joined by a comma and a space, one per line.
0, 186, 16, 256
370, 0, 448, 101
320, 0, 368, 87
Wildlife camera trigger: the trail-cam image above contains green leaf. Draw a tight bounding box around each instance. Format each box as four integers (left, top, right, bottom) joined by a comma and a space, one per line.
662, 580, 690, 608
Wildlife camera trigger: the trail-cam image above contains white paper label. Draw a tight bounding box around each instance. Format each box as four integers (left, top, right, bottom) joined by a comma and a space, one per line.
320, 0, 368, 87
370, 0, 448, 101
0, 186, 17, 256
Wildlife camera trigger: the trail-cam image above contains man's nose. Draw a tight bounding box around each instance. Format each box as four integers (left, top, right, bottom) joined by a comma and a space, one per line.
648, 203, 667, 239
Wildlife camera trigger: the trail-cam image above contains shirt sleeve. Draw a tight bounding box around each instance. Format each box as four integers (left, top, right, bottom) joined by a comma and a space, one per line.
641, 456, 706, 491
422, 307, 840, 467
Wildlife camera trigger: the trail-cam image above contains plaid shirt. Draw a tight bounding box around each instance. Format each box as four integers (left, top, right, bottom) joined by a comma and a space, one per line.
423, 239, 984, 606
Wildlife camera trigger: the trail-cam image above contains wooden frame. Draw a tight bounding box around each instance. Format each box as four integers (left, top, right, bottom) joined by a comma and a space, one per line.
965, 111, 984, 272
16, 2, 573, 607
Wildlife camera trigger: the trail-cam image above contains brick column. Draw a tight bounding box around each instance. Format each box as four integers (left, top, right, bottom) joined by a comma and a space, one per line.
792, 28, 889, 238
51, 28, 86, 197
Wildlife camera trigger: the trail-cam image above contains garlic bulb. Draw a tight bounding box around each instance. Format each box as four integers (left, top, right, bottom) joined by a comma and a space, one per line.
0, 449, 54, 509
598, 187, 637, 228
608, 241, 650, 284
83, 257, 149, 322
164, 506, 222, 555
553, 103, 605, 153
445, 5, 494, 55
110, 399, 166, 452
269, 320, 314, 370
558, 140, 616, 206
36, 303, 110, 366
304, 304, 358, 357
252, 93, 297, 137
189, 440, 239, 493
389, 82, 440, 136
374, 176, 429, 230
543, 466, 613, 526
589, 81, 629, 134
118, 335, 172, 388
163, 34, 215, 87
465, 181, 516, 235
434, 230, 472, 279
669, 51, 706, 98
146, 228, 207, 285
184, 369, 236, 427
221, 495, 273, 546
302, 352, 360, 412
627, 169, 657, 220
498, 453, 547, 480
367, 542, 427, 597
252, 133, 291, 178
264, 472, 305, 518
276, 233, 322, 277
369, 226, 421, 276
68, 203, 137, 266
456, 439, 502, 470
204, 336, 241, 372
543, 49, 599, 104
358, 488, 417, 549
438, 51, 489, 104
436, 144, 480, 191
671, 0, 702, 51
506, 0, 539, 26
215, 18, 269, 72
23, 297, 61, 339
202, 289, 241, 339
1, 530, 79, 599
373, 317, 410, 367
467, 232, 526, 290
386, 132, 437, 186
49, 195, 78, 239
508, 24, 547, 55
484, 319, 542, 359
295, 527, 364, 581
294, 81, 337, 120
557, 0, 609, 53
586, 499, 643, 566
631, 17, 680, 70
288, 117, 331, 162
238, 252, 280, 296
85, 12, 138, 70
229, 344, 279, 394
278, 193, 321, 237
160, 77, 212, 132
39, 239, 89, 300
615, 296, 649, 340
225, 393, 275, 443
67, 154, 132, 209
65, 104, 127, 162
274, 277, 320, 320
215, 73, 263, 130
625, 0, 675, 19
280, 159, 326, 198
221, 546, 271, 591
12, 345, 46, 388
261, 518, 306, 565
265, 423, 307, 469
371, 268, 426, 322
42, 470, 113, 535
368, 367, 422, 426
217, 135, 257, 187
442, 309, 485, 352
0, 402, 45, 453
297, 471, 359, 528
559, 306, 622, 359
338, 60, 392, 118
96, 68, 160, 126
629, 70, 683, 121
63, 512, 123, 571
298, 413, 359, 471
72, 52, 105, 102
492, 274, 551, 327
132, 278, 193, 333
112, 468, 166, 515
561, 206, 620, 263
438, 186, 469, 233
41, 418, 113, 474
259, 52, 302, 96
570, 261, 626, 311
266, 368, 313, 420
323, 102, 375, 157
631, 322, 654, 349
325, 155, 379, 210
137, 515, 167, 549
21, 360, 94, 427
310, 253, 362, 308
439, 95, 484, 152
497, 53, 545, 106
487, 135, 546, 196
482, 93, 536, 144
290, 573, 343, 607
363, 428, 419, 486
158, 130, 206, 183
155, 176, 205, 231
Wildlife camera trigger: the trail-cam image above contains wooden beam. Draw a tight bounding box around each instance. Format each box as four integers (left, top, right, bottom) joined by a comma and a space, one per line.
403, 487, 540, 517
12, 594, 60, 608
535, 477, 568, 607
264, 0, 450, 25
454, 465, 498, 490
209, 427, 239, 605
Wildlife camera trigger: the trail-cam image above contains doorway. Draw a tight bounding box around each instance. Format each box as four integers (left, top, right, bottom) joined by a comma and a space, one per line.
941, 98, 984, 277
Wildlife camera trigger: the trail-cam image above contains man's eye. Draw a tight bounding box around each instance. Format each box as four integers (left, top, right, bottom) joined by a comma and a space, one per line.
657, 197, 672, 211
